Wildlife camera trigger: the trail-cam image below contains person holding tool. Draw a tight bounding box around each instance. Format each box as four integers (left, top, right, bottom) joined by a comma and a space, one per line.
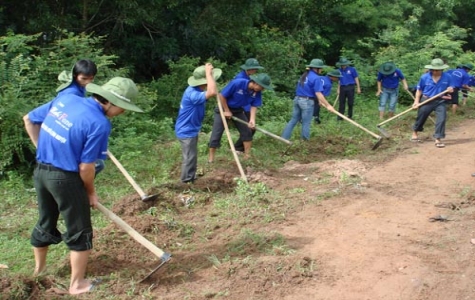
208, 73, 273, 162
233, 58, 265, 153
376, 62, 409, 120
23, 77, 142, 295
282, 59, 336, 141
411, 58, 454, 148
175, 63, 221, 183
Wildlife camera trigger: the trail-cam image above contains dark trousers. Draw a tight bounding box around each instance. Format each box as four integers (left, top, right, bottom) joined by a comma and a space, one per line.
209, 107, 252, 148
234, 111, 256, 152
31, 164, 93, 251
338, 85, 355, 119
313, 101, 321, 118
412, 99, 447, 139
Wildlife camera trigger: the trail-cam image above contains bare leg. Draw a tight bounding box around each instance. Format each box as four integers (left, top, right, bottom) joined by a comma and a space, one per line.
69, 250, 92, 295
208, 147, 216, 163
411, 131, 418, 140
243, 141, 252, 159
379, 111, 384, 120
388, 111, 394, 118
33, 246, 48, 276
452, 104, 457, 114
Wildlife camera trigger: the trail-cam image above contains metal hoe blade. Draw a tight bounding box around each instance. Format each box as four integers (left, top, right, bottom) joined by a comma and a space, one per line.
141, 194, 159, 202
371, 137, 383, 151
139, 253, 172, 283
377, 126, 391, 138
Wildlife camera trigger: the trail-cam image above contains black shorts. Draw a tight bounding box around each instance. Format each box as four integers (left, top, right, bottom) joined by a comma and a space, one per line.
31, 163, 93, 251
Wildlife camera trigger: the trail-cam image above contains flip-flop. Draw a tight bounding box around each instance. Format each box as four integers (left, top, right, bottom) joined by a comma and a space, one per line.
435, 142, 445, 148
410, 138, 422, 143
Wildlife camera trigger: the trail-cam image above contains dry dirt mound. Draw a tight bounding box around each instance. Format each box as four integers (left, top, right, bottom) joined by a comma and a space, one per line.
4, 121, 475, 299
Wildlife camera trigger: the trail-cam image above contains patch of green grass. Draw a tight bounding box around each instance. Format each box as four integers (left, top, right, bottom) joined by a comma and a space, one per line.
226, 229, 293, 257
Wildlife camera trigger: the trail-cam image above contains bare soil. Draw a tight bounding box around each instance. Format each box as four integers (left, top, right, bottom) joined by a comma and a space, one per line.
3, 118, 475, 300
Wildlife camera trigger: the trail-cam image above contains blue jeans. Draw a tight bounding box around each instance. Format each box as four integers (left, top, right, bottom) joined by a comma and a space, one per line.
379, 87, 399, 112
282, 96, 315, 140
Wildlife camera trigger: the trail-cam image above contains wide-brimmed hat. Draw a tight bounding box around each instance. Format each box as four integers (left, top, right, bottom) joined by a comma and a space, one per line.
187, 65, 222, 87
379, 62, 397, 75
240, 58, 264, 70
306, 59, 327, 69
463, 63, 474, 70
336, 57, 352, 66
424, 58, 449, 70
250, 73, 273, 91
86, 77, 143, 112
327, 69, 342, 78
55, 70, 73, 92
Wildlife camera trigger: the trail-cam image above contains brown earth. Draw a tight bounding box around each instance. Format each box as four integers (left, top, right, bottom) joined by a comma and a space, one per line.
3, 118, 475, 300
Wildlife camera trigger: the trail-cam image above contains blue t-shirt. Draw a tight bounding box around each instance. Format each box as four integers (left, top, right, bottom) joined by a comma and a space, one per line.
175, 86, 207, 139
446, 68, 470, 88
377, 69, 405, 89
57, 81, 86, 97
321, 76, 333, 97
416, 71, 453, 98
295, 69, 324, 97
468, 75, 475, 87
339, 66, 359, 86
221, 78, 262, 109
233, 71, 260, 113
28, 95, 111, 172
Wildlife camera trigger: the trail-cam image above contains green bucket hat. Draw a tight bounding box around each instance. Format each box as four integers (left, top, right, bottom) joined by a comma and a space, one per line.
187, 65, 222, 87
463, 63, 474, 70
55, 70, 73, 93
240, 58, 264, 70
250, 73, 273, 91
306, 59, 327, 69
327, 69, 342, 78
379, 62, 397, 75
86, 77, 143, 112
336, 57, 352, 67
424, 58, 448, 70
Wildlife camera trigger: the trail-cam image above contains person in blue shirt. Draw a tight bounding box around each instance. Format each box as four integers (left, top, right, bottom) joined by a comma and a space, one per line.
376, 62, 409, 120
23, 77, 142, 295
462, 70, 475, 106
55, 60, 106, 175
336, 57, 361, 120
208, 73, 273, 162
233, 58, 265, 152
411, 58, 454, 148
446, 63, 472, 114
56, 59, 97, 97
175, 63, 221, 183
282, 59, 336, 141
313, 69, 342, 124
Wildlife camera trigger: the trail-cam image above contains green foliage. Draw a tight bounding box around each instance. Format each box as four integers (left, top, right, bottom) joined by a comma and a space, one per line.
0, 30, 123, 171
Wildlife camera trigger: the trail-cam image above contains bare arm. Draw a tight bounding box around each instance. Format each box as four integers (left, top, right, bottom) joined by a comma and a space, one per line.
401, 79, 409, 90
23, 114, 41, 148
79, 162, 98, 208
248, 106, 257, 128
204, 63, 217, 99
355, 77, 361, 94
376, 81, 382, 96
316, 92, 336, 112
413, 89, 422, 108
218, 94, 232, 118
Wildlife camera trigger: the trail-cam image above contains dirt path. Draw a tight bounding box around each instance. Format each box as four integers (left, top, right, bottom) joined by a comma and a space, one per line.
279, 120, 475, 300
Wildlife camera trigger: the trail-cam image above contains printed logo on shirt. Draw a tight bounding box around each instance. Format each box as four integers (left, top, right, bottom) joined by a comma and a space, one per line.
48, 106, 74, 130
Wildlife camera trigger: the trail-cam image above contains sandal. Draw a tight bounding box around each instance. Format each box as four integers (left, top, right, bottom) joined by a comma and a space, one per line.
435, 142, 445, 148
410, 138, 422, 143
